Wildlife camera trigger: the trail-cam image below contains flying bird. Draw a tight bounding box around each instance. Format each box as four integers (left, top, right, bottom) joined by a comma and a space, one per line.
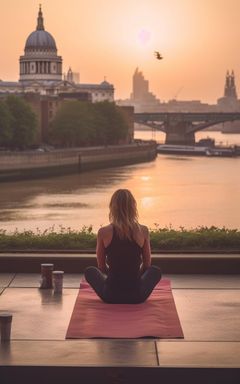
154, 51, 163, 60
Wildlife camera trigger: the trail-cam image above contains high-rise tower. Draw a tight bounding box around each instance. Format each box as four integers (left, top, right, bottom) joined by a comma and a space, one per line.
131, 68, 150, 100
224, 70, 237, 99
130, 68, 160, 110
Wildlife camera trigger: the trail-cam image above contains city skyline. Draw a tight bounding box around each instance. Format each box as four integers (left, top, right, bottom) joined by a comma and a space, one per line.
1, 0, 240, 103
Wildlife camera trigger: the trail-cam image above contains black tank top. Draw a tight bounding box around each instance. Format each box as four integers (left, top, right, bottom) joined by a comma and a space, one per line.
105, 226, 142, 284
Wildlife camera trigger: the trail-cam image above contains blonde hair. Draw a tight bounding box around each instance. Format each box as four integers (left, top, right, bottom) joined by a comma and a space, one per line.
109, 189, 139, 240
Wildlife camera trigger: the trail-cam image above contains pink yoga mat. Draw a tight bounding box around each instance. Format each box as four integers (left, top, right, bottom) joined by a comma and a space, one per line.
66, 279, 184, 339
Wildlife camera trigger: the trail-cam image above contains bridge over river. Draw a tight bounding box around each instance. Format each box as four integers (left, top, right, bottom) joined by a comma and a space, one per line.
134, 112, 240, 145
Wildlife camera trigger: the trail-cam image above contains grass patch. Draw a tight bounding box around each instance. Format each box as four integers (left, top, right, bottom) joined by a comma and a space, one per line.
0, 225, 239, 251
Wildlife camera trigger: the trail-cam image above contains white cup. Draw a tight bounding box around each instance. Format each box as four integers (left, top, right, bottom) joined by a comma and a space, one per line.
52, 271, 64, 294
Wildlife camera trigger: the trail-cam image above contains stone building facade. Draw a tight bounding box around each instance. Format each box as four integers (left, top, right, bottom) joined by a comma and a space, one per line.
0, 6, 116, 142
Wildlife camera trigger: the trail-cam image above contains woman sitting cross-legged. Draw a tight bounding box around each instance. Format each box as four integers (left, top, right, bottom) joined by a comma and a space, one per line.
84, 189, 161, 304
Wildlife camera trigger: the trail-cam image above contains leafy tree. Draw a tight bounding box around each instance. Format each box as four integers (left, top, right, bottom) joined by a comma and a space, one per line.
49, 101, 96, 147
94, 102, 129, 145
49, 100, 129, 147
0, 100, 13, 147
5, 95, 37, 149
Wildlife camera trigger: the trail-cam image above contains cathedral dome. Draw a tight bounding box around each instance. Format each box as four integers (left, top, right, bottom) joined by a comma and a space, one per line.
24, 5, 57, 52
25, 30, 57, 51
19, 6, 62, 83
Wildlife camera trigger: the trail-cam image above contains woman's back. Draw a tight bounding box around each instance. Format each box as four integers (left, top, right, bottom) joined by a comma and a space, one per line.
105, 225, 142, 282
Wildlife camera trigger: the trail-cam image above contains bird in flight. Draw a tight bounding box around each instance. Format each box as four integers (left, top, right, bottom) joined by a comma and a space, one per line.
154, 51, 163, 60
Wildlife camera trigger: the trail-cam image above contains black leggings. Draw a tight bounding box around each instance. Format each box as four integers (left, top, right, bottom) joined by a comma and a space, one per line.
84, 265, 161, 304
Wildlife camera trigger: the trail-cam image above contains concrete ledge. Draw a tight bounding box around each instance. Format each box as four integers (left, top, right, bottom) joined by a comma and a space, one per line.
1, 366, 239, 384
0, 253, 240, 274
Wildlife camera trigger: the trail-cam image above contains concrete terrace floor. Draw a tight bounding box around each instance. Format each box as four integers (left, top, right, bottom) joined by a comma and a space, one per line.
0, 272, 240, 383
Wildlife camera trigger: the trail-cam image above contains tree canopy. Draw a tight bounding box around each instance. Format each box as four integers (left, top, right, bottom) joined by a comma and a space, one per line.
0, 97, 130, 150
49, 101, 129, 147
0, 96, 37, 149
0, 100, 12, 147
5, 95, 37, 149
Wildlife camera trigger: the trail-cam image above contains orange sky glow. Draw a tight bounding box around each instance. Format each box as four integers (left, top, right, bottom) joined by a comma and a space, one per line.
1, 0, 240, 103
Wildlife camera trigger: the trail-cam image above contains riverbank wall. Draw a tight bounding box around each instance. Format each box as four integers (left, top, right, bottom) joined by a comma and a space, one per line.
0, 142, 157, 181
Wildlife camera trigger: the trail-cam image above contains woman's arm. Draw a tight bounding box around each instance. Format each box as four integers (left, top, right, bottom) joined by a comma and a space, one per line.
141, 226, 151, 273
96, 228, 108, 274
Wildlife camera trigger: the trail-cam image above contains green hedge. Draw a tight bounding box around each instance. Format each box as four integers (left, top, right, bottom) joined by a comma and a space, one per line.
0, 225, 239, 251
149, 225, 240, 250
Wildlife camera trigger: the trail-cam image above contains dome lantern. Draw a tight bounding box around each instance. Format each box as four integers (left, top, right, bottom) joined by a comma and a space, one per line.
37, 4, 44, 31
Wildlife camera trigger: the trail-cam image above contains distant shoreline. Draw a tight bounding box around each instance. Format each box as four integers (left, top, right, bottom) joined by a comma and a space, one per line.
0, 142, 157, 182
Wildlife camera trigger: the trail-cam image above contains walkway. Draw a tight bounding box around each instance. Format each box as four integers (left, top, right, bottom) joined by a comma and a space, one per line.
0, 272, 240, 383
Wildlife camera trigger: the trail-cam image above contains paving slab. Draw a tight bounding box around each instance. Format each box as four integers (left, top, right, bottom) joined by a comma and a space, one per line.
61, 273, 83, 288
157, 341, 240, 367
0, 340, 158, 367
1, 340, 239, 369
1, 283, 240, 343
8, 273, 41, 288
166, 274, 240, 289
173, 289, 240, 341
0, 276, 240, 381
9, 274, 240, 289
9, 273, 83, 288
0, 288, 77, 340
0, 273, 15, 288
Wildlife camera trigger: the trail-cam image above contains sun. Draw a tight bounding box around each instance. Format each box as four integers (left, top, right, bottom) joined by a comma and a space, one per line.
137, 28, 152, 46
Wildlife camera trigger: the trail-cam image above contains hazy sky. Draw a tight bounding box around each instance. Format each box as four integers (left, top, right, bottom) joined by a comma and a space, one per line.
1, 0, 240, 103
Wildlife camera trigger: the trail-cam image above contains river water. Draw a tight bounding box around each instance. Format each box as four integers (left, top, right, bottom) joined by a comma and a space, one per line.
0, 130, 240, 232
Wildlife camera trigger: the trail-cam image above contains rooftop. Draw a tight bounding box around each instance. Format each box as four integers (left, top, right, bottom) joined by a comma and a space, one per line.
0, 254, 239, 383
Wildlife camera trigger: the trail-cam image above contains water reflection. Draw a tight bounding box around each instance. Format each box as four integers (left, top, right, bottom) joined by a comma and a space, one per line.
0, 169, 129, 205
38, 289, 63, 307
0, 166, 134, 230
140, 176, 151, 181
141, 196, 154, 209
165, 156, 192, 161
0, 133, 240, 231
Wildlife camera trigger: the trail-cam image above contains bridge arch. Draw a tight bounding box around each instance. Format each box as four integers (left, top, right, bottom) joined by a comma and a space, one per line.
134, 112, 240, 144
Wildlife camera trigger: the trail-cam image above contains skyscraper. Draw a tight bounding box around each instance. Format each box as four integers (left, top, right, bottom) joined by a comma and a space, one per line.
131, 68, 159, 103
